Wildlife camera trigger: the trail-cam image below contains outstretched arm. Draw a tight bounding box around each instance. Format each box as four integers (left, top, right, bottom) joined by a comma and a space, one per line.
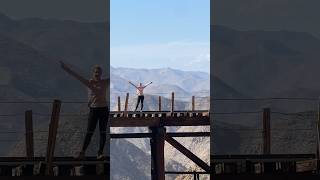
144, 82, 153, 88
128, 81, 138, 89
60, 61, 91, 88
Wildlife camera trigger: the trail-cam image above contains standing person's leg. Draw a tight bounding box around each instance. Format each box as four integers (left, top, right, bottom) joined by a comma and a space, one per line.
80, 108, 98, 156
135, 96, 141, 111
141, 96, 144, 110
98, 107, 108, 157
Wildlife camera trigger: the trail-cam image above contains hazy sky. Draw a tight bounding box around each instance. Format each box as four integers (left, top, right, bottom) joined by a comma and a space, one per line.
110, 0, 210, 73
0, 0, 108, 22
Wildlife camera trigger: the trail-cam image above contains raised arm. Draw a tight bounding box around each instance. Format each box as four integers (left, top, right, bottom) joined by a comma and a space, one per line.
60, 61, 91, 87
128, 81, 138, 89
144, 82, 153, 88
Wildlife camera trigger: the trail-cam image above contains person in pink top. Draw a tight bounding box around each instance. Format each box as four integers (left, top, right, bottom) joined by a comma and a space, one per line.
60, 61, 109, 160
129, 81, 152, 111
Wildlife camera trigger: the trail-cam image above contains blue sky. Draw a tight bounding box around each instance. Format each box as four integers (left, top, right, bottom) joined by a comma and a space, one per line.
110, 0, 210, 73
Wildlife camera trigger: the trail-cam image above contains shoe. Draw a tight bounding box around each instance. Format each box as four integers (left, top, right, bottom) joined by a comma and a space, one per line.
97, 153, 105, 160
76, 151, 85, 160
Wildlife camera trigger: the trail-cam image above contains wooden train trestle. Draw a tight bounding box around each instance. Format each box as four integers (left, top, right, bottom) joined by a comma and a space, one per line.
109, 111, 211, 180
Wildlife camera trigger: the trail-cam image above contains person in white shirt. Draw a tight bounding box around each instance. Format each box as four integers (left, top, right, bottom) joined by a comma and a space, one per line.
128, 81, 152, 111
60, 61, 109, 160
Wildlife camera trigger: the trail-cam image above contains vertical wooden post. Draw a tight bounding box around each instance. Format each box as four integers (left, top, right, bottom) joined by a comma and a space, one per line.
316, 99, 320, 161
158, 96, 162, 112
263, 108, 271, 154
25, 110, 34, 158
171, 92, 175, 113
45, 100, 61, 176
117, 96, 121, 112
192, 96, 195, 111
150, 126, 166, 180
124, 93, 129, 116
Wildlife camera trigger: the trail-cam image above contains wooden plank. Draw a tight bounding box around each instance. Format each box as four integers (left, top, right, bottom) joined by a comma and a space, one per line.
263, 108, 271, 154
45, 100, 62, 175
165, 135, 210, 172
296, 159, 317, 172
25, 110, 34, 158
111, 133, 153, 138
163, 117, 210, 126
109, 116, 210, 127
110, 132, 210, 139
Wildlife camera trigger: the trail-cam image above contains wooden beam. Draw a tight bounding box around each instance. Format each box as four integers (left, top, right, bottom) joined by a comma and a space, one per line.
109, 116, 210, 127
150, 127, 166, 180
263, 108, 271, 154
124, 93, 129, 117
192, 96, 195, 111
25, 110, 34, 158
171, 92, 174, 113
211, 154, 316, 163
45, 100, 61, 175
117, 96, 121, 112
317, 99, 320, 160
158, 96, 162, 112
110, 110, 209, 114
110, 132, 210, 139
165, 135, 210, 172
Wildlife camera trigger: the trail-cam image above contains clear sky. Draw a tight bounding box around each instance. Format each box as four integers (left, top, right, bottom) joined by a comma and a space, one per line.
110, 0, 210, 73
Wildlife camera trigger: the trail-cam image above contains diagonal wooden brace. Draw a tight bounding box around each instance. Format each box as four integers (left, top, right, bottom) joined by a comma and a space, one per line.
165, 135, 210, 172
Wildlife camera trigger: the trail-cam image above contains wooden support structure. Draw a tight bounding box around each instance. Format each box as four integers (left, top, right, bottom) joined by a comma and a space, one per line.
25, 110, 34, 158
317, 99, 320, 161
124, 93, 129, 116
263, 108, 271, 154
110, 116, 210, 127
110, 132, 210, 139
45, 100, 62, 175
150, 126, 166, 180
158, 96, 162, 112
171, 92, 174, 113
117, 96, 121, 112
165, 135, 210, 172
192, 96, 195, 111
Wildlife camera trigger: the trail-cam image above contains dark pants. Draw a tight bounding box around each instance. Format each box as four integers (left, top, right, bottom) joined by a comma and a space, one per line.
135, 95, 144, 111
81, 107, 109, 154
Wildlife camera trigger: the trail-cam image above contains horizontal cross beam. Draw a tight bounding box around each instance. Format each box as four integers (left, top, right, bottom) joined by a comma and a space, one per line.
110, 117, 210, 127
110, 132, 210, 139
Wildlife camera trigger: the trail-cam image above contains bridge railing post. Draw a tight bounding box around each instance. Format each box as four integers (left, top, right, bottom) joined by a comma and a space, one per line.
45, 100, 61, 176
25, 110, 34, 158
124, 93, 129, 117
118, 96, 121, 112
316, 98, 320, 172
159, 96, 162, 112
171, 92, 174, 113
192, 96, 195, 111
263, 108, 271, 154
